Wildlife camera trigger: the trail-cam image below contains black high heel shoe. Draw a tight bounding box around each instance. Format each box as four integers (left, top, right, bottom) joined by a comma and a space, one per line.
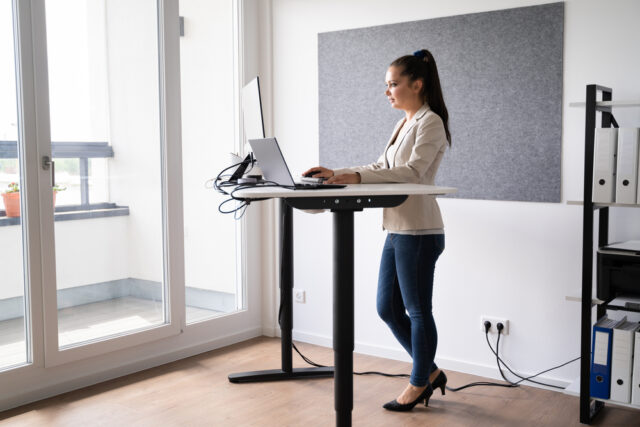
431, 370, 448, 396
382, 384, 434, 412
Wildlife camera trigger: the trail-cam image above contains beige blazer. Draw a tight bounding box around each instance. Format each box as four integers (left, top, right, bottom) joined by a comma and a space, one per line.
333, 104, 448, 231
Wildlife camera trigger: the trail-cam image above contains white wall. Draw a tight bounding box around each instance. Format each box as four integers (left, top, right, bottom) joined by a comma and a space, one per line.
266, 0, 640, 386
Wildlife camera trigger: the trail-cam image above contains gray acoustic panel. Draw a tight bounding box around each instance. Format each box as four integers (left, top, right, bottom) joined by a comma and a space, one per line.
318, 3, 563, 202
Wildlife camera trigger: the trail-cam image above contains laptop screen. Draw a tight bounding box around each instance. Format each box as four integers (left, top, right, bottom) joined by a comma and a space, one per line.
248, 137, 296, 186
242, 77, 265, 143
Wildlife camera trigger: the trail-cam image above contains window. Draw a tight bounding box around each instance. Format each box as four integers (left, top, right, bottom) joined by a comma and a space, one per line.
179, 1, 244, 323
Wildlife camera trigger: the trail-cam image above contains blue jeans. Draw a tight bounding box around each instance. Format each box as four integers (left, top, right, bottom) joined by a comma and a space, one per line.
376, 233, 444, 387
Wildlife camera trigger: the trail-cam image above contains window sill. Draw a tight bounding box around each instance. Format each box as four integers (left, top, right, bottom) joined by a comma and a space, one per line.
0, 204, 130, 227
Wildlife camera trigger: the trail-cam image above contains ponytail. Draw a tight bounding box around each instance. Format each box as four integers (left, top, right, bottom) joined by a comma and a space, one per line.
390, 49, 451, 145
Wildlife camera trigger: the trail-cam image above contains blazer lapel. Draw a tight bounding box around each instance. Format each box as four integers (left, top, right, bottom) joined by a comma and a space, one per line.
391, 104, 431, 165
383, 118, 406, 167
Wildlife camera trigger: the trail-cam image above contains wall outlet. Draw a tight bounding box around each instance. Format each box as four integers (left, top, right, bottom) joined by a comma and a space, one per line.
481, 316, 509, 335
294, 289, 306, 304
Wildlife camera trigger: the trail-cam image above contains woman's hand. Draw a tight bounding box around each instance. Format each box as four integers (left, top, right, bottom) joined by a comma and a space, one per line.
326, 173, 361, 184
302, 166, 334, 179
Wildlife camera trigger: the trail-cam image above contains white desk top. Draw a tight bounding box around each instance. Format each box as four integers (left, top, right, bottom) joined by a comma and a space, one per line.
232, 183, 457, 199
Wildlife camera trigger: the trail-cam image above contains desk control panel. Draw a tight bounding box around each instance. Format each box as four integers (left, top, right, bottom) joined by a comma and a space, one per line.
285, 194, 408, 211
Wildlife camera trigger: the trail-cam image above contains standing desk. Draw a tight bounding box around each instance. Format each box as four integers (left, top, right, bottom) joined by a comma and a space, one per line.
228, 183, 456, 427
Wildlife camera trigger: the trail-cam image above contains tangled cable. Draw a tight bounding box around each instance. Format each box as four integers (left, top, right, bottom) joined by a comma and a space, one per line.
211, 158, 284, 219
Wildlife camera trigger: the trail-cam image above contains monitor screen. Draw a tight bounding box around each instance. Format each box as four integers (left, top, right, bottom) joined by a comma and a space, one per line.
242, 77, 265, 144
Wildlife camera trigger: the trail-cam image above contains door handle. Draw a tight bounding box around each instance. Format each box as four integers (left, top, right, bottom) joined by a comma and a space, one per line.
42, 155, 55, 187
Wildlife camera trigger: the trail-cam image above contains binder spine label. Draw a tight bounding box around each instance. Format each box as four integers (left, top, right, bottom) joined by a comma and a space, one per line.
593, 331, 609, 365
593, 128, 618, 203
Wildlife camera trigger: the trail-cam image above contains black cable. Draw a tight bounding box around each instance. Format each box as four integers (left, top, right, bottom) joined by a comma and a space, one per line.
277, 212, 407, 378
211, 155, 286, 217
289, 322, 580, 387
449, 328, 579, 391
493, 331, 519, 387
445, 331, 519, 392
490, 328, 577, 389
291, 342, 409, 378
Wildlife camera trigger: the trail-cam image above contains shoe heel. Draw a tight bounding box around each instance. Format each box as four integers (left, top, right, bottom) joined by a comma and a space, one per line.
424, 384, 434, 407
432, 370, 447, 396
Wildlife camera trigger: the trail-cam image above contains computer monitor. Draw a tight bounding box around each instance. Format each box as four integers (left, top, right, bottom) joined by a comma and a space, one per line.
231, 77, 265, 181
242, 76, 265, 143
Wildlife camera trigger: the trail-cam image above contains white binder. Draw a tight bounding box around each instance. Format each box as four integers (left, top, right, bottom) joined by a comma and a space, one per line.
610, 321, 639, 403
616, 128, 640, 204
593, 128, 618, 203
632, 330, 640, 406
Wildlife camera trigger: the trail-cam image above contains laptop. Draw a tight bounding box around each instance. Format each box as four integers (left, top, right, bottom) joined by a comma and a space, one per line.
248, 137, 346, 189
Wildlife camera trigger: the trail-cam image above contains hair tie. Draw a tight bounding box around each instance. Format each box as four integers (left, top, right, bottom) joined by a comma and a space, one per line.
413, 50, 427, 60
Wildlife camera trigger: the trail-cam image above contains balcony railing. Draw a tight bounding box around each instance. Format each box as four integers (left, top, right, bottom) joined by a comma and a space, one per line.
0, 140, 128, 225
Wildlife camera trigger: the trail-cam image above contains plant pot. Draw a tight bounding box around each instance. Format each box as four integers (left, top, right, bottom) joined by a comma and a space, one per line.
2, 192, 20, 217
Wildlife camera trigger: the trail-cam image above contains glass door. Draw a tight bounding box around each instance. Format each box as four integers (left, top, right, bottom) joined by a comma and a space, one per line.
38, 0, 183, 365
0, 0, 29, 371
179, 0, 244, 324
0, 0, 260, 408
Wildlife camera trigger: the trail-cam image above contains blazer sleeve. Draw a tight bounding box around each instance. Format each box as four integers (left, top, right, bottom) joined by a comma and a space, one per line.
332, 152, 385, 176
356, 113, 446, 184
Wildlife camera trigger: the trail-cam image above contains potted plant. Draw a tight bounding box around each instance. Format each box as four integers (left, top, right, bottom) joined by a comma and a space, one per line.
1, 182, 67, 218
53, 184, 66, 207
1, 182, 20, 217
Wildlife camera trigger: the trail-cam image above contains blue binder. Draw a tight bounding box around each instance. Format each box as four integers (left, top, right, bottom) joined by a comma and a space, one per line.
590, 316, 626, 399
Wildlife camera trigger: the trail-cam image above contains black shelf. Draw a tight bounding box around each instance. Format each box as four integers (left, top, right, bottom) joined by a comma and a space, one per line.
605, 303, 640, 313
578, 85, 640, 424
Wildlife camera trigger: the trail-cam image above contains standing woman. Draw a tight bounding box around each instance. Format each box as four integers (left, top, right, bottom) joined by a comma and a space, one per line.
304, 49, 451, 411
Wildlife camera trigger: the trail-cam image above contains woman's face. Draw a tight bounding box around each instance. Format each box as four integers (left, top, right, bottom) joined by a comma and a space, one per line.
385, 66, 422, 111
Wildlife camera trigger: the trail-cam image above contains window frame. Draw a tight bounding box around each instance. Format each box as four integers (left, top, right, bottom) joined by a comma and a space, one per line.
0, 0, 263, 410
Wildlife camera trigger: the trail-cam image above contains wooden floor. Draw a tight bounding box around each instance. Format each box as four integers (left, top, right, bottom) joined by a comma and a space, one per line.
0, 337, 637, 426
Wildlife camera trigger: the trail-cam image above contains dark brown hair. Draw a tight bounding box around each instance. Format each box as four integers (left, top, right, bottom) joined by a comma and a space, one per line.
390, 49, 451, 145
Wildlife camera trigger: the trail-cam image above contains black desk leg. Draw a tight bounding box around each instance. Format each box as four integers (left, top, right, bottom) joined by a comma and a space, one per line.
281, 199, 293, 372
333, 210, 354, 427
228, 199, 334, 383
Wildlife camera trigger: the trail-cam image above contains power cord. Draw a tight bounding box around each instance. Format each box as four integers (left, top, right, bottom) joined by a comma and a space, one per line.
211, 158, 282, 219
481, 321, 579, 390
291, 342, 409, 378
289, 317, 580, 389
447, 321, 579, 391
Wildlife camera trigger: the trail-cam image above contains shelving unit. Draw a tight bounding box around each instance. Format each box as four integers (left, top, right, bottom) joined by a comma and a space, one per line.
569, 100, 640, 108
576, 85, 640, 424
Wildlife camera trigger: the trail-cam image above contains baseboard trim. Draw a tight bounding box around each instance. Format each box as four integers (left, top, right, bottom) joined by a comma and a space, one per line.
291, 330, 570, 390
262, 326, 277, 337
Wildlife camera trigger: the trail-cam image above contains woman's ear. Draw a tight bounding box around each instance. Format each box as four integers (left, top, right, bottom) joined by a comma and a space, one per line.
412, 78, 423, 95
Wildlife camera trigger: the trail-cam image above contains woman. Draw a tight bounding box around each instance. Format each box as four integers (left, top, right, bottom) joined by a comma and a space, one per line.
304, 49, 451, 412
